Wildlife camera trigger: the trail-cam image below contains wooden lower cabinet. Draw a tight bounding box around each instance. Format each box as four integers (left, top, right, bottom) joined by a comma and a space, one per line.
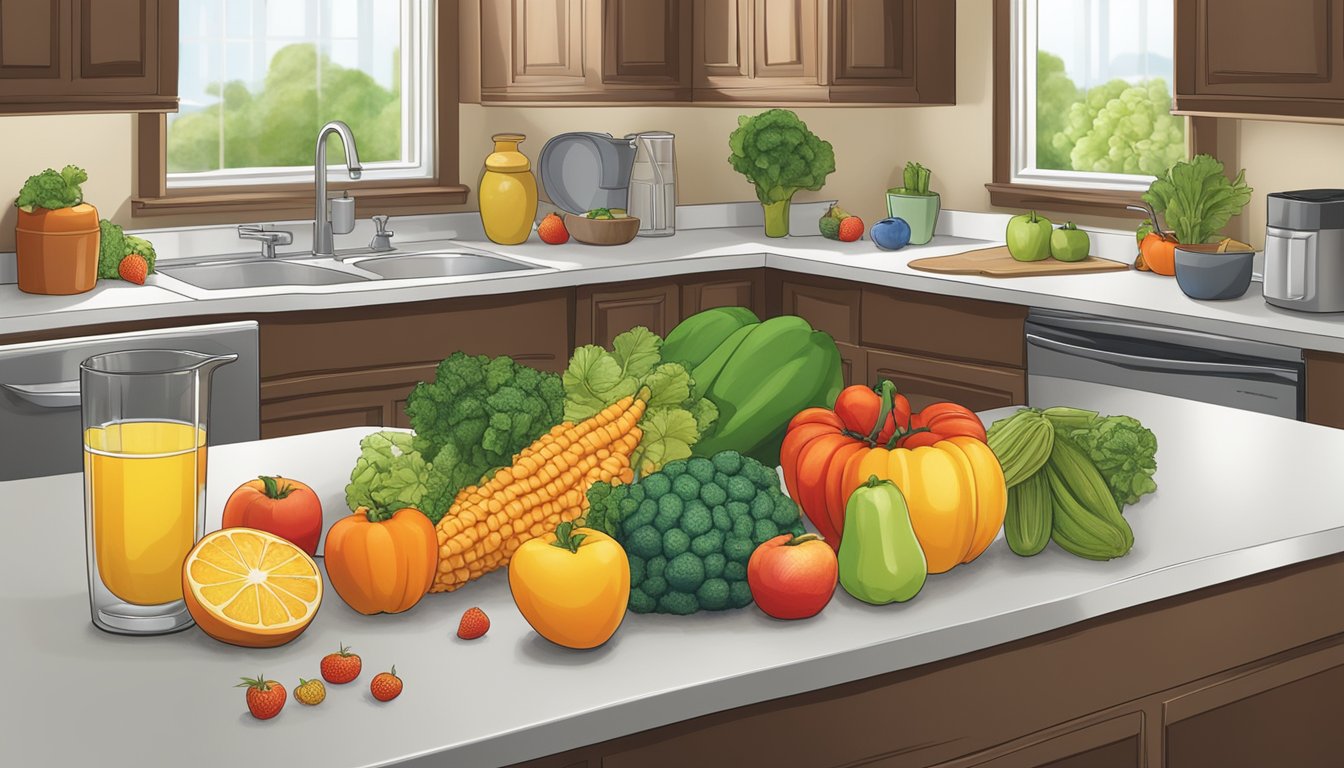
575, 278, 681, 348
679, 268, 766, 318
1305, 350, 1344, 429
867, 349, 1026, 412
510, 553, 1344, 768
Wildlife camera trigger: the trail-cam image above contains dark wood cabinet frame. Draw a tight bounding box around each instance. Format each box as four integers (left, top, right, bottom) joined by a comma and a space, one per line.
984, 0, 1218, 218
131, 0, 467, 220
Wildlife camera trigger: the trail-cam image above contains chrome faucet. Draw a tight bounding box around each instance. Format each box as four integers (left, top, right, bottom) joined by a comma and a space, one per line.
313, 120, 362, 257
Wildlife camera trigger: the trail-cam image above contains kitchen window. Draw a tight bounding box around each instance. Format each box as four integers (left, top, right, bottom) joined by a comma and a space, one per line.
988, 0, 1211, 216
133, 0, 465, 217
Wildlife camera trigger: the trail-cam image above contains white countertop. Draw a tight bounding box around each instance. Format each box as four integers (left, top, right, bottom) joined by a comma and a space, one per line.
4, 208, 1344, 355
5, 385, 1344, 768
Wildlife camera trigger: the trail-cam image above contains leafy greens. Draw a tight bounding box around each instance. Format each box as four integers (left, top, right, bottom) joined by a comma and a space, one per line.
562, 326, 717, 475
1046, 410, 1159, 508
1141, 154, 1252, 245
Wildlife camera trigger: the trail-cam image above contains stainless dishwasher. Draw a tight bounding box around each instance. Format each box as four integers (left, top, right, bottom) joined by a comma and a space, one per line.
0, 321, 260, 481
1026, 309, 1304, 420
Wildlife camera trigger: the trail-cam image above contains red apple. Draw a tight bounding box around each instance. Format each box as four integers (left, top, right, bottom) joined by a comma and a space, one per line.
747, 533, 838, 620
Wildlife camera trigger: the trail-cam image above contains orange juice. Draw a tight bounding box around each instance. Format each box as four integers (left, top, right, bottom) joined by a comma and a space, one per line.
84, 421, 206, 605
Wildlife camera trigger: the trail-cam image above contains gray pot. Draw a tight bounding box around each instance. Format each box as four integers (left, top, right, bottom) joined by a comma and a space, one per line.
1174, 244, 1255, 301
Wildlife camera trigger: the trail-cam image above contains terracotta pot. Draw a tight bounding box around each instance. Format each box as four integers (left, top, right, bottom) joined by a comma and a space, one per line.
15, 203, 100, 295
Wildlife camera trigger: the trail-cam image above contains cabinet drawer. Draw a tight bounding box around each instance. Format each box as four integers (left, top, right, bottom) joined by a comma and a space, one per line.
867, 349, 1026, 412
861, 287, 1026, 367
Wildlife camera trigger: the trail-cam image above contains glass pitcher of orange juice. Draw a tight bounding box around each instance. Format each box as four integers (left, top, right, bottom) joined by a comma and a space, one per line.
81, 349, 236, 635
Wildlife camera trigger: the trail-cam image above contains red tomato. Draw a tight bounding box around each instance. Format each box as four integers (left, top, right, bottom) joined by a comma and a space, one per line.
221, 476, 323, 555
747, 533, 839, 620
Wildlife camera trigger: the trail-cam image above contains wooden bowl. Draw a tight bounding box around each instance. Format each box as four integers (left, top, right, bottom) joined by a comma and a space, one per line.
563, 213, 641, 246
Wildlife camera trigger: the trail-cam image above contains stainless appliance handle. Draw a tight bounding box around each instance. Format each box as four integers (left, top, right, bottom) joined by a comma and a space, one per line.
1026, 309, 1301, 364
0, 380, 81, 408
1025, 333, 1298, 381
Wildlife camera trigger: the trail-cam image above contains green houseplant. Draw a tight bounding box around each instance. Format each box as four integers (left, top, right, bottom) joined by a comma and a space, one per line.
886, 162, 940, 245
728, 109, 836, 238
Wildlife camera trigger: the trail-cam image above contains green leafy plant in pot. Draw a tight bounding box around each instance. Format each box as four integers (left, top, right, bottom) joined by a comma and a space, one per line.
728, 109, 836, 238
886, 162, 940, 245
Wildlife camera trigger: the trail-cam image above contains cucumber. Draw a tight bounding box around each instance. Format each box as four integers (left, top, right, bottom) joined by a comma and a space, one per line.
662, 307, 760, 370
1044, 437, 1134, 560
1005, 470, 1052, 556
987, 409, 1054, 488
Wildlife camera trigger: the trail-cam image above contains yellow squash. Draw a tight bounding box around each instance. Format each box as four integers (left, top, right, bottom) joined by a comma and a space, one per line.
840, 436, 1006, 574
508, 523, 630, 649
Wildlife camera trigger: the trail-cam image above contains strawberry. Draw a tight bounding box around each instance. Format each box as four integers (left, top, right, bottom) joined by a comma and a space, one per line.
537, 212, 569, 245
320, 643, 362, 684
838, 216, 864, 242
237, 675, 286, 720
118, 254, 148, 285
295, 678, 326, 706
370, 667, 403, 702
457, 607, 490, 640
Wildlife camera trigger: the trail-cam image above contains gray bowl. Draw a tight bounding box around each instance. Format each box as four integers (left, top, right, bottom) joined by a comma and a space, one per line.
1174, 244, 1255, 301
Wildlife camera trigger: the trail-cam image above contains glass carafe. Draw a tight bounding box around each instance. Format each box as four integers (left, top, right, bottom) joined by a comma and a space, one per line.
81, 349, 236, 635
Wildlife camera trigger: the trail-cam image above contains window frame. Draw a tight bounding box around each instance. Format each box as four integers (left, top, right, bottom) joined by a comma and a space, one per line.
986, 0, 1216, 218
133, 0, 465, 218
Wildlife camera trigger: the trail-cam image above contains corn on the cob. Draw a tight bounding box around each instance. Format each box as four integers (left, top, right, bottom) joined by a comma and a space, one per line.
430, 393, 646, 593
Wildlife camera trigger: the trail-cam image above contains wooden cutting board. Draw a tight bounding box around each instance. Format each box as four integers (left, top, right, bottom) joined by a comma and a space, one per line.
908, 246, 1130, 277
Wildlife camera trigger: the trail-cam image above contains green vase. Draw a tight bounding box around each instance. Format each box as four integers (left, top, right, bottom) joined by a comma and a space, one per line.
762, 199, 792, 238
885, 190, 940, 245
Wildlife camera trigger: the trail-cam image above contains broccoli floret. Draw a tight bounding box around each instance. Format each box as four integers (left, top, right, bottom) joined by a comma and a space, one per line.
745, 460, 778, 490
691, 529, 724, 557
704, 552, 727, 579
647, 555, 667, 578
629, 588, 656, 614
724, 536, 755, 563
750, 493, 775, 521
624, 499, 658, 533
661, 460, 686, 478
15, 165, 86, 213
124, 234, 157, 272
643, 473, 672, 500
663, 528, 691, 558
682, 501, 712, 537
408, 352, 564, 508
728, 109, 836, 205
699, 482, 727, 507
697, 578, 731, 611
666, 552, 705, 593
723, 561, 747, 582
628, 555, 646, 586
686, 457, 716, 485
655, 493, 683, 529
729, 580, 755, 608
97, 220, 126, 279
627, 525, 663, 559
659, 591, 699, 615
672, 474, 701, 501
731, 513, 754, 539
754, 519, 780, 541
642, 576, 668, 599
711, 451, 744, 476
771, 495, 801, 527
727, 475, 756, 502
712, 505, 732, 531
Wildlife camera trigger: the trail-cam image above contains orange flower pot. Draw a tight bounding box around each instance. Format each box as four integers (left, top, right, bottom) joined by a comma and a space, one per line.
16, 203, 100, 295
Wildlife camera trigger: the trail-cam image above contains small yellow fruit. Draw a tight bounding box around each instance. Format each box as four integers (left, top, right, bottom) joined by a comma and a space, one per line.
295, 678, 326, 706
182, 527, 322, 648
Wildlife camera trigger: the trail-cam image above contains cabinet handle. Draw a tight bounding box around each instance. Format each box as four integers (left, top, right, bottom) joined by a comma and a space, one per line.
0, 381, 81, 408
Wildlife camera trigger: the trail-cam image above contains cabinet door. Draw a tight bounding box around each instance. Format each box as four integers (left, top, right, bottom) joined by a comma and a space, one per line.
693, 0, 751, 84
1174, 0, 1344, 116
260, 365, 433, 439
861, 286, 1026, 368
933, 713, 1143, 768
778, 276, 861, 343
1305, 350, 1344, 428
828, 0, 954, 103
0, 0, 69, 97
482, 0, 588, 93
576, 279, 681, 347
603, 0, 690, 88
867, 349, 1025, 412
752, 0, 818, 81
71, 0, 165, 94
680, 269, 765, 317
1165, 639, 1344, 767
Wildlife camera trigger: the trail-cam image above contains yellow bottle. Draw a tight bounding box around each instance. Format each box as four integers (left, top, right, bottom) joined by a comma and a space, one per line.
479, 133, 538, 245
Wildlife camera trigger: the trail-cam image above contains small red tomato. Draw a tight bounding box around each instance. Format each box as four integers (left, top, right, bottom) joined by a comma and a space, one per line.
747, 533, 838, 620
222, 475, 323, 556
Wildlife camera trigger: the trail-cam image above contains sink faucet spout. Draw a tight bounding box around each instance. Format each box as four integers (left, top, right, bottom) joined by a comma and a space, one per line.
313, 120, 362, 257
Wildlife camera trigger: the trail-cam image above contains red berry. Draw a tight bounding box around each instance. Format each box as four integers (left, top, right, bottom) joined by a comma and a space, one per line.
237, 676, 286, 720
370, 667, 403, 702
320, 643, 362, 684
457, 607, 490, 640
838, 216, 864, 242
537, 213, 569, 245
117, 254, 148, 285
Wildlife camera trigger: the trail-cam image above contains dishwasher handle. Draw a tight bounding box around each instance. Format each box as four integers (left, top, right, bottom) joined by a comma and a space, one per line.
1026, 333, 1299, 382
0, 380, 81, 408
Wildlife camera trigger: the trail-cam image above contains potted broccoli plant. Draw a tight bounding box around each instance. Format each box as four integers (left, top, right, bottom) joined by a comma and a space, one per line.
727, 109, 835, 238
13, 165, 99, 295
886, 162, 940, 245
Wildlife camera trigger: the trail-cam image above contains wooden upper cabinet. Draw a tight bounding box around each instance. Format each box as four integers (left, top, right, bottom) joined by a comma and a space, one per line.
1174, 0, 1344, 120
477, 0, 954, 104
0, 0, 176, 114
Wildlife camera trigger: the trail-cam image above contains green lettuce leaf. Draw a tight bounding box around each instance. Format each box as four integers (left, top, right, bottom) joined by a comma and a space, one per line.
562, 344, 638, 422
611, 326, 662, 379
345, 431, 434, 517
632, 407, 701, 476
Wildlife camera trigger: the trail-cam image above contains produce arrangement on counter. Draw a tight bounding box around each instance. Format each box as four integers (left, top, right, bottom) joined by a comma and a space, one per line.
111, 305, 1162, 722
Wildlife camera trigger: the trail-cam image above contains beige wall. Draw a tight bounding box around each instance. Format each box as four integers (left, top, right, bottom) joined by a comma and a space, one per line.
0, 0, 1337, 252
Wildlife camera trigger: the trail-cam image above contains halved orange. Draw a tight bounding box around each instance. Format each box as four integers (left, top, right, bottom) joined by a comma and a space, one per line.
182, 527, 322, 648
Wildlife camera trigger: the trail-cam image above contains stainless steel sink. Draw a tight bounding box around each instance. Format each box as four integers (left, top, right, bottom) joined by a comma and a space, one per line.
161, 260, 371, 290
347, 252, 535, 280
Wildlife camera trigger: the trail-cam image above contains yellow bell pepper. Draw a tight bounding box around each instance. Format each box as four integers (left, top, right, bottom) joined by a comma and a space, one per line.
508, 523, 630, 649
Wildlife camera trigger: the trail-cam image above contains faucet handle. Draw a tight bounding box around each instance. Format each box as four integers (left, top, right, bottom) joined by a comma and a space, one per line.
372, 215, 394, 235
369, 214, 396, 252
238, 225, 293, 258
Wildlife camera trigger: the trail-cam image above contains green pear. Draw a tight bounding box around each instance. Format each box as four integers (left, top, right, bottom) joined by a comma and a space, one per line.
837, 475, 928, 605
